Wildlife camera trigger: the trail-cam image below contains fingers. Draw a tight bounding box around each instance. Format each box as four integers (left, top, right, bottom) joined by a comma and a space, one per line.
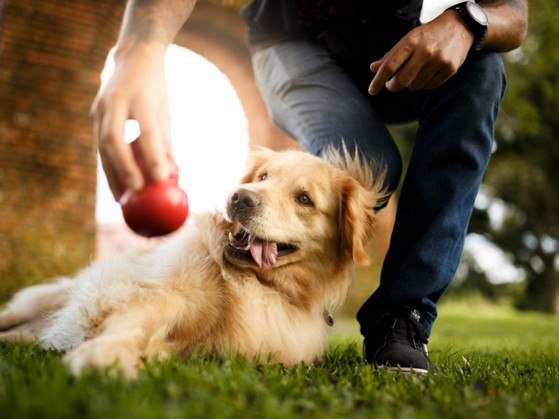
96, 111, 175, 201
368, 48, 460, 95
93, 93, 144, 201
384, 59, 454, 93
368, 54, 402, 96
368, 37, 421, 94
368, 14, 470, 96
131, 100, 175, 184
91, 83, 175, 201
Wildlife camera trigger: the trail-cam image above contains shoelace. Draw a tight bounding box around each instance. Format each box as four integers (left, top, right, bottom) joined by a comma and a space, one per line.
388, 309, 428, 350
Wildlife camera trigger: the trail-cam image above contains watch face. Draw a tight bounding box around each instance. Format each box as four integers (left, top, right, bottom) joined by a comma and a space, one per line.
466, 2, 489, 25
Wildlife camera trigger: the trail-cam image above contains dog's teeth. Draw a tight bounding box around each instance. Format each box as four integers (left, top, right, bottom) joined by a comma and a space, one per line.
229, 231, 250, 251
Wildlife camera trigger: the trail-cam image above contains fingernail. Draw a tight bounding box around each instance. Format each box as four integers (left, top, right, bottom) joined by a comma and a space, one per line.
155, 165, 172, 182
126, 175, 143, 191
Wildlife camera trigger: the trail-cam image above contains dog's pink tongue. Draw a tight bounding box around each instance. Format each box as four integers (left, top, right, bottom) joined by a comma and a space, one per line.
249, 237, 278, 270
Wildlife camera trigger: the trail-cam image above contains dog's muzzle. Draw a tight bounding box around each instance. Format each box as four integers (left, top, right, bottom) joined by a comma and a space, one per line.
227, 188, 261, 220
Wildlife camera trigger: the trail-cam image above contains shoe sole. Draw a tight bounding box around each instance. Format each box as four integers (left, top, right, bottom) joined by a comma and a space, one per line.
382, 366, 431, 376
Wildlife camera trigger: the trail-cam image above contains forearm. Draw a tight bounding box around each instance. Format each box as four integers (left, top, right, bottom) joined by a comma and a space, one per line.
116, 0, 196, 56
479, 0, 529, 51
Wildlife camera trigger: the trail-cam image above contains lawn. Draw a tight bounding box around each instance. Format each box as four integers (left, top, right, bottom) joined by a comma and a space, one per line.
1, 300, 558, 419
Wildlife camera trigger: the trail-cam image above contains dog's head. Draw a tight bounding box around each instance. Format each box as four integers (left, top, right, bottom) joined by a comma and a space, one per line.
223, 148, 386, 273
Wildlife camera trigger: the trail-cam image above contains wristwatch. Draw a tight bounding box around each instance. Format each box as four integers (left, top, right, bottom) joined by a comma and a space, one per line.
450, 1, 489, 51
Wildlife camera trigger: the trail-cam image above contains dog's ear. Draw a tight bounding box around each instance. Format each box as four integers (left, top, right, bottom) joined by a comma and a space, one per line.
239, 148, 275, 184
338, 176, 377, 266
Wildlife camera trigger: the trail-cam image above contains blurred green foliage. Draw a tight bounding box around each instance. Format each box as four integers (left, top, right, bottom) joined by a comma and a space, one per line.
466, 0, 559, 313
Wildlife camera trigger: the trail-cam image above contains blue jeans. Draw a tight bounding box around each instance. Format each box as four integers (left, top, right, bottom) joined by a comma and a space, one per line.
251, 39, 506, 337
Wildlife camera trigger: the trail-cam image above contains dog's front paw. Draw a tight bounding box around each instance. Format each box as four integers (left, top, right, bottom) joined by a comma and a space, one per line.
63, 336, 141, 378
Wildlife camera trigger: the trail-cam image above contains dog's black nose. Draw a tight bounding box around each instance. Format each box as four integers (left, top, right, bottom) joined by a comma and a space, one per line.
230, 189, 262, 211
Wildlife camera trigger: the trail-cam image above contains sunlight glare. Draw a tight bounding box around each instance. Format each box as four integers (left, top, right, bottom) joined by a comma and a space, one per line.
95, 45, 249, 224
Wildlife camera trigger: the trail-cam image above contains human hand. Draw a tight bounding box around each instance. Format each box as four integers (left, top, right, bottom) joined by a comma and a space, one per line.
368, 10, 475, 96
91, 42, 176, 201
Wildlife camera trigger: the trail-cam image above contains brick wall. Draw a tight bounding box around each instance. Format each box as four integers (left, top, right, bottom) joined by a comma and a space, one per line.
0, 0, 125, 299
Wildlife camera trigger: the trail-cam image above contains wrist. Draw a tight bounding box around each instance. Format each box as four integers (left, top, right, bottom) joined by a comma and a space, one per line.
449, 1, 489, 51
113, 38, 167, 65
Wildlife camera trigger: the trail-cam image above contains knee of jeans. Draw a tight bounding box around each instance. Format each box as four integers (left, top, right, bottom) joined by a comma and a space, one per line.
471, 52, 507, 100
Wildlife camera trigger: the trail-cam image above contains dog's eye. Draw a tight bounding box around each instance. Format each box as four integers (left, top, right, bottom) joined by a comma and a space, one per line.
258, 172, 267, 181
296, 192, 313, 206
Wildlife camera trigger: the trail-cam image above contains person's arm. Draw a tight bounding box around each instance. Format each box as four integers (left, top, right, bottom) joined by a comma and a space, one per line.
479, 0, 529, 51
368, 0, 529, 95
91, 0, 196, 200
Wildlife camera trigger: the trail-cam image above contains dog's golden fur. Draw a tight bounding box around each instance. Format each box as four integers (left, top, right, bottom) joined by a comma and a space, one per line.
0, 148, 385, 377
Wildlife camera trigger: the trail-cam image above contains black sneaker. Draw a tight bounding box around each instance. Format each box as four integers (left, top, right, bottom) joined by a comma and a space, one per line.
363, 307, 435, 375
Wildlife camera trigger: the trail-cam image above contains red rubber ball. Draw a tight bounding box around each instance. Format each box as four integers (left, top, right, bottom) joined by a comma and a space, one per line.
120, 179, 189, 238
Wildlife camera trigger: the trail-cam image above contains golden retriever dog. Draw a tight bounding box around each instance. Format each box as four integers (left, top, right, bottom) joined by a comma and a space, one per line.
0, 147, 385, 377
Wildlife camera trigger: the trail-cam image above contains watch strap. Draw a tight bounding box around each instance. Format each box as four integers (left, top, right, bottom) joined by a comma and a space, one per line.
451, 1, 488, 51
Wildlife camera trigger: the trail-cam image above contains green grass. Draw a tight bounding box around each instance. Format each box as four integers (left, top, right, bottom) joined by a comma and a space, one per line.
1, 300, 558, 419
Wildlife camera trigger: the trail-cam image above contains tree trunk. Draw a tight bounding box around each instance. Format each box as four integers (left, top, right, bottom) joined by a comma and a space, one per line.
517, 252, 559, 315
